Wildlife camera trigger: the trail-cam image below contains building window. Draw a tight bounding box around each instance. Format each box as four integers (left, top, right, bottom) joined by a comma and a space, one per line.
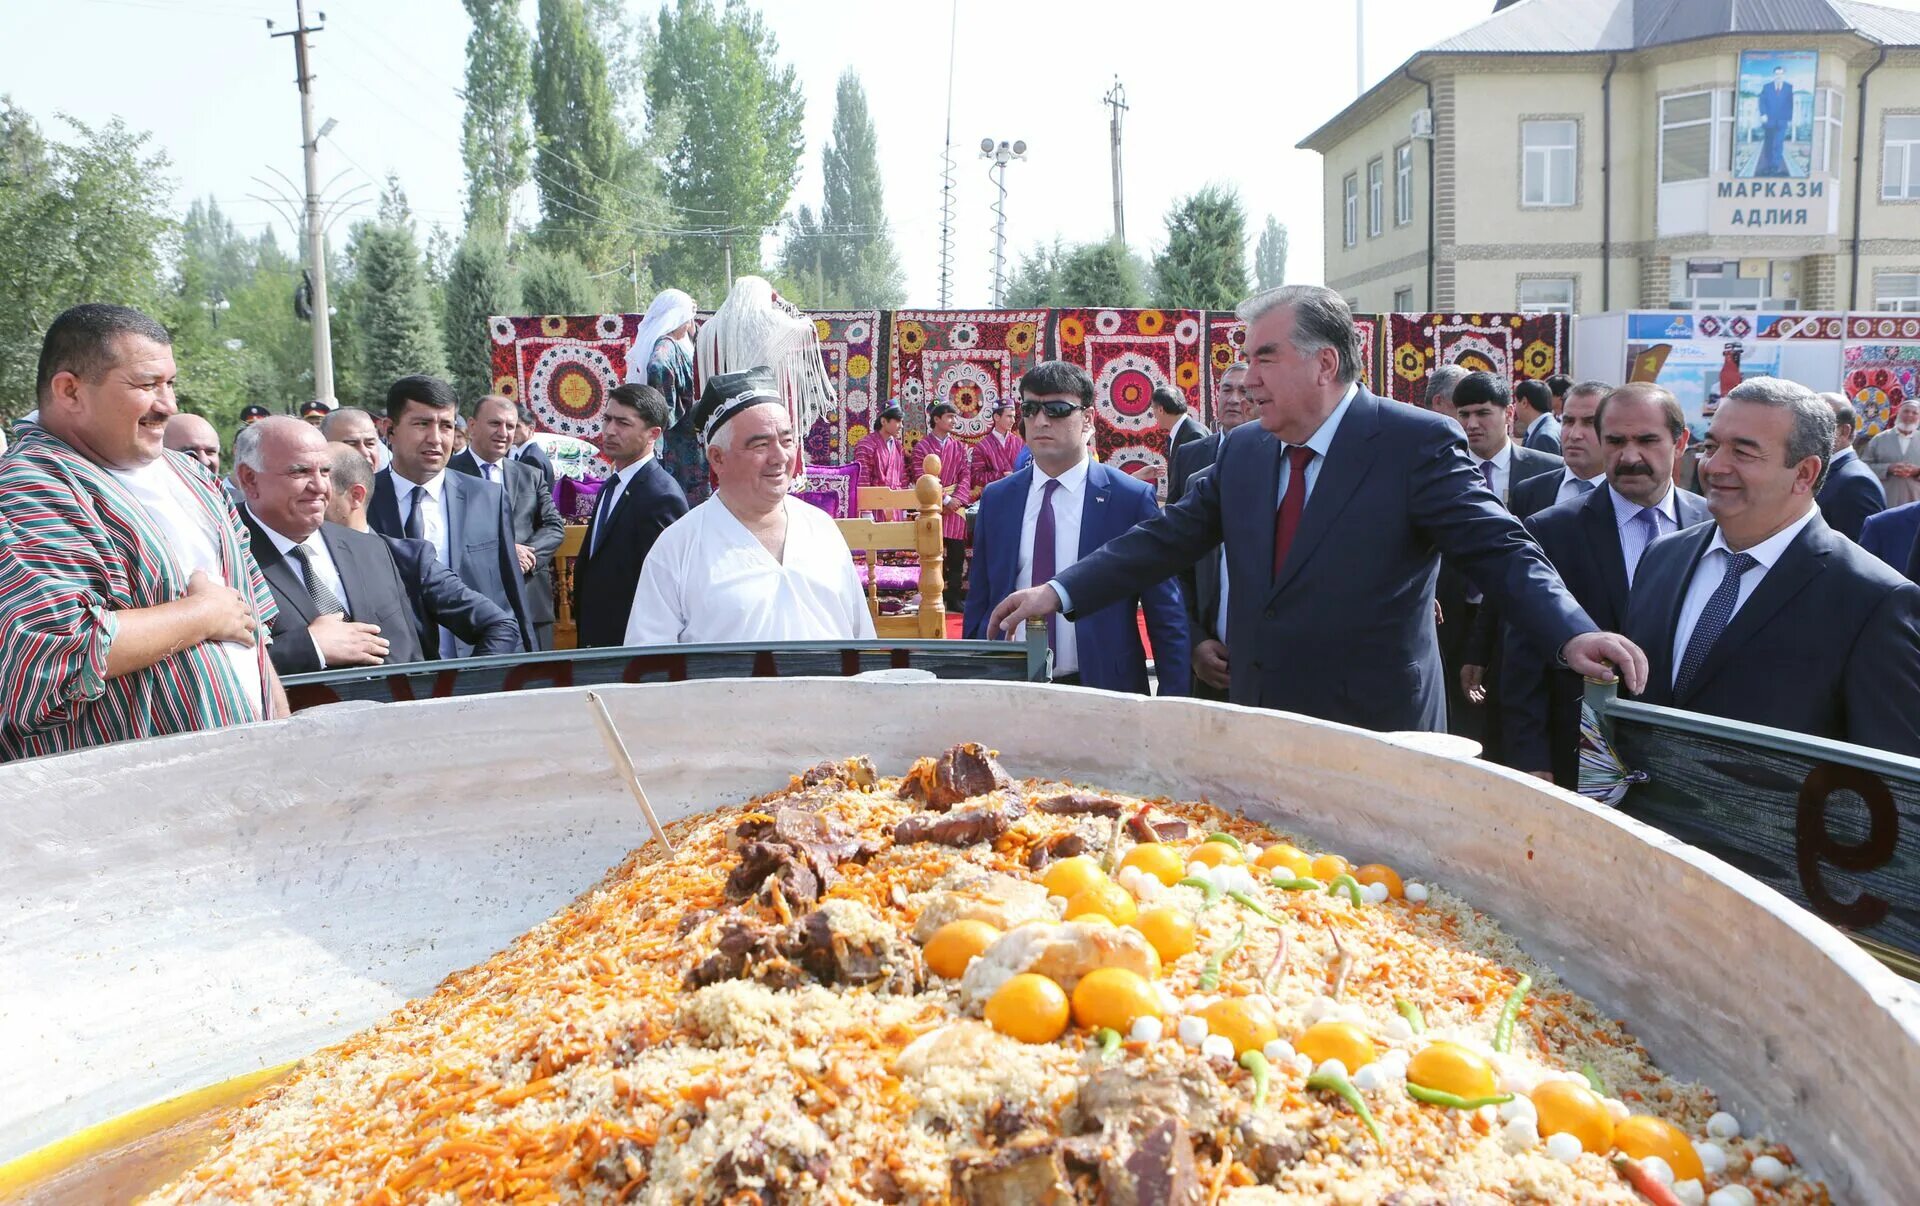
1395, 142, 1414, 225
1659, 92, 1714, 183
1393, 287, 1414, 312
1518, 278, 1575, 314
1877, 273, 1920, 312
1366, 158, 1384, 237
1343, 173, 1358, 246
1521, 119, 1577, 207
1886, 115, 1920, 200
1815, 88, 1844, 174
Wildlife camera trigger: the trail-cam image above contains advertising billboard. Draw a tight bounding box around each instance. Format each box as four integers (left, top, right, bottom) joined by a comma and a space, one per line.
1736, 49, 1817, 178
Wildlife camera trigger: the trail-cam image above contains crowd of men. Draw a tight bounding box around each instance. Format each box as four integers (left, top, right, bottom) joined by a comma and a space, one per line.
5, 290, 1920, 770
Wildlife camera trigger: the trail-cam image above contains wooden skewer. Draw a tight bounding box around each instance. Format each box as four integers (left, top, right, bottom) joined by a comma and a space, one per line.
584, 691, 675, 855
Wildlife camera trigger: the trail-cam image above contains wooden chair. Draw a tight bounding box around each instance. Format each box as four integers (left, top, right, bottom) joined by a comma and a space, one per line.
838, 453, 948, 639
551, 524, 588, 650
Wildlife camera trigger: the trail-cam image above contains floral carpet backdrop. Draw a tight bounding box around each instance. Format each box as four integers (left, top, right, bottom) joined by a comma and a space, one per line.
1387, 313, 1570, 407
1052, 307, 1204, 484
886, 309, 1049, 447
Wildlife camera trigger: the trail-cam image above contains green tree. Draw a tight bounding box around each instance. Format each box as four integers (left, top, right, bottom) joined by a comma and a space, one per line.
1254, 215, 1288, 291
0, 102, 173, 422
341, 180, 446, 396
586, 0, 650, 126
1057, 240, 1150, 308
444, 232, 520, 403
778, 70, 904, 308
1003, 238, 1067, 308
1154, 186, 1248, 311
518, 244, 601, 315
531, 0, 629, 269
461, 0, 534, 239
649, 0, 805, 295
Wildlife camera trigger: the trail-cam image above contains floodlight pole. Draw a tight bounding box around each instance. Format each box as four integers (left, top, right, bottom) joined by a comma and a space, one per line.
982, 138, 1026, 307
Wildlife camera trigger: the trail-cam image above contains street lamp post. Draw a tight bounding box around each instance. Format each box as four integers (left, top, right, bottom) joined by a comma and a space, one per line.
980, 137, 1027, 307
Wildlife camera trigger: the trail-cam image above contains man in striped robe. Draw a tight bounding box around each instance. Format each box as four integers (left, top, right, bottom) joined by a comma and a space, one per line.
909, 401, 972, 612
0, 305, 284, 761
970, 400, 1025, 496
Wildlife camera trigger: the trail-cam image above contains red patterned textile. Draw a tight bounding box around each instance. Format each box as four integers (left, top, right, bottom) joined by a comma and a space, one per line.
487, 313, 639, 441
888, 310, 1048, 448
1386, 312, 1570, 406
1053, 308, 1205, 485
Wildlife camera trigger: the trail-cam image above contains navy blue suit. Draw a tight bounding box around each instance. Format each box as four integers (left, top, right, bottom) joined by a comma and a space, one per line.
574, 459, 690, 648
1622, 513, 1920, 755
1052, 386, 1596, 731
1860, 499, 1920, 581
1504, 484, 1711, 782
965, 460, 1190, 696
380, 535, 523, 659
368, 468, 535, 653
1816, 449, 1886, 542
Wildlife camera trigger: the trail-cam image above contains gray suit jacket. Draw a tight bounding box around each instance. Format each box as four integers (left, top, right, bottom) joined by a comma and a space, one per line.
450, 449, 566, 635
244, 513, 426, 674
368, 467, 535, 653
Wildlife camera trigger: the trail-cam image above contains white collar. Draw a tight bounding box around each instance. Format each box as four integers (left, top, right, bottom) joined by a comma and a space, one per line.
1297, 383, 1359, 457
609, 454, 654, 487
1030, 455, 1092, 496
1473, 442, 1513, 471
389, 467, 446, 499
1832, 447, 1856, 466
247, 505, 324, 559
1527, 412, 1553, 435
1607, 482, 1678, 528
1706, 505, 1819, 570
471, 450, 508, 472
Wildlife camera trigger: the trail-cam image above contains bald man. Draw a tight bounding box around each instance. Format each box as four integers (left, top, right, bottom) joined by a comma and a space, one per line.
321, 405, 389, 471
163, 412, 222, 478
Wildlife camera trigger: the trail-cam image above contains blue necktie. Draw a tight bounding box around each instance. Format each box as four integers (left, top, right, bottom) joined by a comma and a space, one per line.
1674, 551, 1758, 696
1032, 478, 1060, 657
404, 484, 426, 541
1628, 507, 1661, 577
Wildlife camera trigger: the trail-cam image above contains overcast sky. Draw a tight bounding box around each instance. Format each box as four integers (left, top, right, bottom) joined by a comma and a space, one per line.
8, 0, 1918, 309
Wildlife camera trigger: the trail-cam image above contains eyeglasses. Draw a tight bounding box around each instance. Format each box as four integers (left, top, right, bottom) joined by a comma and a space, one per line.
1021, 400, 1084, 419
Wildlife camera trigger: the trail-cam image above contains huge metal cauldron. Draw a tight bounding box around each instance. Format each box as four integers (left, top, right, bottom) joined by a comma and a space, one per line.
2, 680, 1918, 1198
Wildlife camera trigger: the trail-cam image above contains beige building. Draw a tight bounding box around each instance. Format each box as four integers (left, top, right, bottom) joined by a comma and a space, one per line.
1299, 0, 1920, 315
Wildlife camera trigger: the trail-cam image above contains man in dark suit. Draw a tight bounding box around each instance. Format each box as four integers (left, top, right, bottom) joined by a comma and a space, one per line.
575, 383, 690, 647
511, 405, 556, 489
1624, 377, 1920, 755
452, 395, 567, 649
1861, 499, 1920, 581
1515, 379, 1562, 455
1171, 362, 1251, 699
966, 361, 1190, 696
1510, 380, 1611, 519
1814, 393, 1886, 541
1154, 385, 1208, 484
234, 417, 410, 674
1505, 384, 1712, 785
1755, 65, 1796, 176
989, 286, 1645, 730
368, 375, 534, 655
324, 441, 522, 658
1448, 371, 1563, 758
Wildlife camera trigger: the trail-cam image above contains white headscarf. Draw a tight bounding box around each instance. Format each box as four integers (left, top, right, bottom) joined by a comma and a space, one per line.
624, 288, 697, 384
693, 276, 835, 437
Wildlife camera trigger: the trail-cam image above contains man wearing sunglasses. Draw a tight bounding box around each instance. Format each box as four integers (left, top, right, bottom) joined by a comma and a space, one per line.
963, 361, 1189, 696
989, 286, 1647, 733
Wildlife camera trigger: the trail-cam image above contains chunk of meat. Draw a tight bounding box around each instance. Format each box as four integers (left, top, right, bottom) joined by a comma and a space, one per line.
1071, 1065, 1233, 1140
1128, 808, 1192, 843
1100, 1116, 1201, 1206
1035, 791, 1122, 817
685, 916, 803, 990
900, 743, 1014, 811
908, 869, 1054, 942
1027, 832, 1089, 871
725, 806, 876, 907
712, 1120, 832, 1203
959, 921, 1159, 1010
795, 755, 878, 790
894, 792, 1027, 848
1236, 1114, 1307, 1180
686, 902, 919, 994
951, 1135, 1072, 1205
985, 1099, 1047, 1144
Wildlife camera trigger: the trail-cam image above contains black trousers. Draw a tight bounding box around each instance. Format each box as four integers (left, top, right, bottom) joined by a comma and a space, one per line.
943, 537, 967, 610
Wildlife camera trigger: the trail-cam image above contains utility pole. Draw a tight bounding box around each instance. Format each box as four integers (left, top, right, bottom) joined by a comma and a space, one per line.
629, 246, 640, 312
272, 0, 335, 406
723, 242, 734, 290
937, 0, 958, 308
1356, 0, 1367, 98
1103, 77, 1128, 244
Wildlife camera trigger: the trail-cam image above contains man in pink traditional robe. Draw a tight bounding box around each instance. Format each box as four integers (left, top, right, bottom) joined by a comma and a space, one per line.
853, 402, 909, 521
909, 400, 972, 611
970, 399, 1025, 496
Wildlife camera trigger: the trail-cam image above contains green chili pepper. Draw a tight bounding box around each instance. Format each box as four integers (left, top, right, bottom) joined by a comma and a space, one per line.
1394, 998, 1426, 1035
1270, 875, 1324, 892
1326, 874, 1364, 907
1493, 973, 1533, 1054
1238, 1049, 1271, 1109
1581, 1062, 1608, 1096
1096, 1027, 1121, 1060
1405, 1083, 1514, 1110
1306, 1068, 1383, 1145
1204, 832, 1244, 851
1199, 924, 1247, 991
1227, 889, 1280, 921
1176, 875, 1224, 906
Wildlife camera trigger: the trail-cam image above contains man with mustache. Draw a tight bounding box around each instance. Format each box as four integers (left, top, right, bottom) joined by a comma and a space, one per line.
0, 304, 285, 758
1504, 384, 1710, 785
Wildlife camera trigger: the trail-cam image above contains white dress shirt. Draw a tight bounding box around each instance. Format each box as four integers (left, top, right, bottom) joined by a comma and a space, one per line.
1670, 506, 1820, 686
470, 451, 509, 485
1470, 443, 1514, 505
250, 512, 353, 667
108, 459, 262, 717
1608, 483, 1680, 586
390, 468, 455, 656
1556, 469, 1605, 506
1274, 382, 1359, 506
1018, 457, 1090, 676
592, 455, 653, 555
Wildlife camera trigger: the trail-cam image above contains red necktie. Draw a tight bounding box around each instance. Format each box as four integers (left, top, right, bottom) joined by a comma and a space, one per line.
1272, 445, 1316, 577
